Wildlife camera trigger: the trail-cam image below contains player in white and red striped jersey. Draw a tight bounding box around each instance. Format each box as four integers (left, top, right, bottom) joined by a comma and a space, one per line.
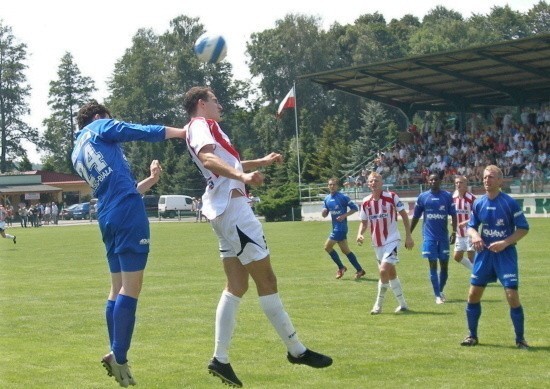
357, 172, 414, 314
452, 176, 476, 270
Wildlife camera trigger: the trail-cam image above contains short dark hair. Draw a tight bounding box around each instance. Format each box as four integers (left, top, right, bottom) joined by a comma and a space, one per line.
183, 86, 213, 116
76, 100, 112, 129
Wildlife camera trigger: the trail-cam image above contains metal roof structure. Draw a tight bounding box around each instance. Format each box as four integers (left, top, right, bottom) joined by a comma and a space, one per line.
301, 33, 550, 117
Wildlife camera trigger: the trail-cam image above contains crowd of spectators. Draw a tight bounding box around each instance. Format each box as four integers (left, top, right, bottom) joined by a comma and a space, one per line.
344, 106, 549, 194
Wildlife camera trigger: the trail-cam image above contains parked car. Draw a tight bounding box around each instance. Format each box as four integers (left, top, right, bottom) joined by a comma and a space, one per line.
72, 202, 91, 220
142, 195, 159, 217
158, 195, 194, 218
60, 203, 80, 220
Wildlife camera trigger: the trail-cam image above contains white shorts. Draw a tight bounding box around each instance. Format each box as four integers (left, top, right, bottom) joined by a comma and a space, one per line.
373, 241, 400, 265
454, 236, 474, 252
210, 196, 269, 265
0, 221, 5, 231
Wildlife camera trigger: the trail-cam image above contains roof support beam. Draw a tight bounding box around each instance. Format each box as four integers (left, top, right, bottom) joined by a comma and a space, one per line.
412, 59, 523, 102
475, 51, 550, 80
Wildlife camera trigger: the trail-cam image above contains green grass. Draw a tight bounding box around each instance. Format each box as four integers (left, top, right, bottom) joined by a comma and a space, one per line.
1, 219, 549, 388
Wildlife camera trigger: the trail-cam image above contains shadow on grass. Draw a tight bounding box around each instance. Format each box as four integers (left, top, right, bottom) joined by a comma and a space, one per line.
467, 343, 550, 352
372, 309, 455, 316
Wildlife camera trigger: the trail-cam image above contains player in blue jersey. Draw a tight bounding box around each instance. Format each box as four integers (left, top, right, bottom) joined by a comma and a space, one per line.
461, 165, 530, 349
410, 173, 457, 304
72, 100, 186, 387
322, 177, 366, 279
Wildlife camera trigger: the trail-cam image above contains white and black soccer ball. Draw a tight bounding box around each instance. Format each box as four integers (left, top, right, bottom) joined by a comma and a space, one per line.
193, 33, 227, 64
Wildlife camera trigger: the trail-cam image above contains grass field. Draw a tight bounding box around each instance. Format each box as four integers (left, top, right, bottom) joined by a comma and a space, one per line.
1, 219, 549, 388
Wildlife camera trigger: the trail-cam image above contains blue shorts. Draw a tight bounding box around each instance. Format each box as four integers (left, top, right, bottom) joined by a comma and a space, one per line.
329, 230, 348, 242
99, 196, 150, 273
421, 240, 450, 261
470, 245, 519, 288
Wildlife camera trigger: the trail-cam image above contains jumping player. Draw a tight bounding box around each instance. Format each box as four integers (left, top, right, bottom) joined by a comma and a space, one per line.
184, 86, 332, 388
72, 100, 185, 387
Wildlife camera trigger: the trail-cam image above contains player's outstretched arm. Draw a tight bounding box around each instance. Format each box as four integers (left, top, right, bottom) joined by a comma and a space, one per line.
242, 152, 283, 171
199, 145, 265, 186
164, 127, 186, 139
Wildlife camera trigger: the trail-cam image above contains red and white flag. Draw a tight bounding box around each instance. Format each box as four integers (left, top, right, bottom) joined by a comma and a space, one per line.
277, 87, 296, 116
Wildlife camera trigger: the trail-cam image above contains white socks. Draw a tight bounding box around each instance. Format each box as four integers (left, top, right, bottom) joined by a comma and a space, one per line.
213, 290, 241, 363
389, 278, 407, 307
460, 257, 473, 270
259, 293, 306, 357
375, 280, 389, 308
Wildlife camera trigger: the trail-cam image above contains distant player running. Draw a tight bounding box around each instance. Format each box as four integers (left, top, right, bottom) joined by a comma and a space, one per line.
452, 176, 476, 270
461, 165, 530, 349
356, 173, 414, 314
0, 205, 16, 244
322, 177, 366, 279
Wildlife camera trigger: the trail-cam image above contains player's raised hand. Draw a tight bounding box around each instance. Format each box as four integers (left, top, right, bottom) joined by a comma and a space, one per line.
150, 160, 162, 178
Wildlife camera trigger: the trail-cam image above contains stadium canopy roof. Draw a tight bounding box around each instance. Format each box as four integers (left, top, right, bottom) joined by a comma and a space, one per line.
300, 33, 550, 118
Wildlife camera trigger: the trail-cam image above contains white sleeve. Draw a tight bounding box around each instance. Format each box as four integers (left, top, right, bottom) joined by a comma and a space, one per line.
186, 118, 216, 155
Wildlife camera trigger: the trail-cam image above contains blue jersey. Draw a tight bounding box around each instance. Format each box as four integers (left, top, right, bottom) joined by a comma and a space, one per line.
71, 119, 166, 216
413, 190, 456, 241
467, 191, 529, 245
323, 191, 358, 233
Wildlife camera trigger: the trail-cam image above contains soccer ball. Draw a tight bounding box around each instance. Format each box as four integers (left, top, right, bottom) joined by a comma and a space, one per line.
193, 33, 227, 64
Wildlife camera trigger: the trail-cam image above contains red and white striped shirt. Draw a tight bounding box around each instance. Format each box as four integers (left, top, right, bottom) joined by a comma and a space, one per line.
359, 191, 405, 247
452, 191, 476, 237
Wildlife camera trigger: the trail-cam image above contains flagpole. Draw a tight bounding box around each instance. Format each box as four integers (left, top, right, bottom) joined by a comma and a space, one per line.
293, 82, 301, 201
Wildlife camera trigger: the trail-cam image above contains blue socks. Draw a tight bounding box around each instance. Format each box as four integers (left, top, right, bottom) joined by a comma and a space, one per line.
112, 295, 138, 364
510, 305, 525, 342
328, 250, 345, 268
439, 269, 448, 293
346, 252, 362, 272
106, 299, 116, 348
429, 268, 440, 296
466, 302, 481, 338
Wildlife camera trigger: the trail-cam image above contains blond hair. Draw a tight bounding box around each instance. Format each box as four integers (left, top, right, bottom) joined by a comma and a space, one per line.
484, 165, 503, 179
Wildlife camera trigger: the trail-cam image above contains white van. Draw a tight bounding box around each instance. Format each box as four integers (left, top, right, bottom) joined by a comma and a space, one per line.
158, 195, 194, 218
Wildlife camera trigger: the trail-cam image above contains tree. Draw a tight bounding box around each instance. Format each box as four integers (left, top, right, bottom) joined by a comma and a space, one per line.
347, 102, 396, 176
39, 52, 96, 172
525, 1, 550, 34
308, 115, 352, 182
0, 22, 38, 172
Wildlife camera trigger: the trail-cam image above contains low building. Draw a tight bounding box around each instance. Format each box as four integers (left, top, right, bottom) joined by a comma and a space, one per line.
0, 171, 91, 207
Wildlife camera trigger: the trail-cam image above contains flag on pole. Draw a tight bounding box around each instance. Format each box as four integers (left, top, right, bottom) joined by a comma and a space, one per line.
277, 87, 296, 116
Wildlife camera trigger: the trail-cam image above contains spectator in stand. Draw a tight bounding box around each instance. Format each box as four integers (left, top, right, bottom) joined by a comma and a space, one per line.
520, 169, 533, 193
532, 165, 545, 192
536, 149, 547, 166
